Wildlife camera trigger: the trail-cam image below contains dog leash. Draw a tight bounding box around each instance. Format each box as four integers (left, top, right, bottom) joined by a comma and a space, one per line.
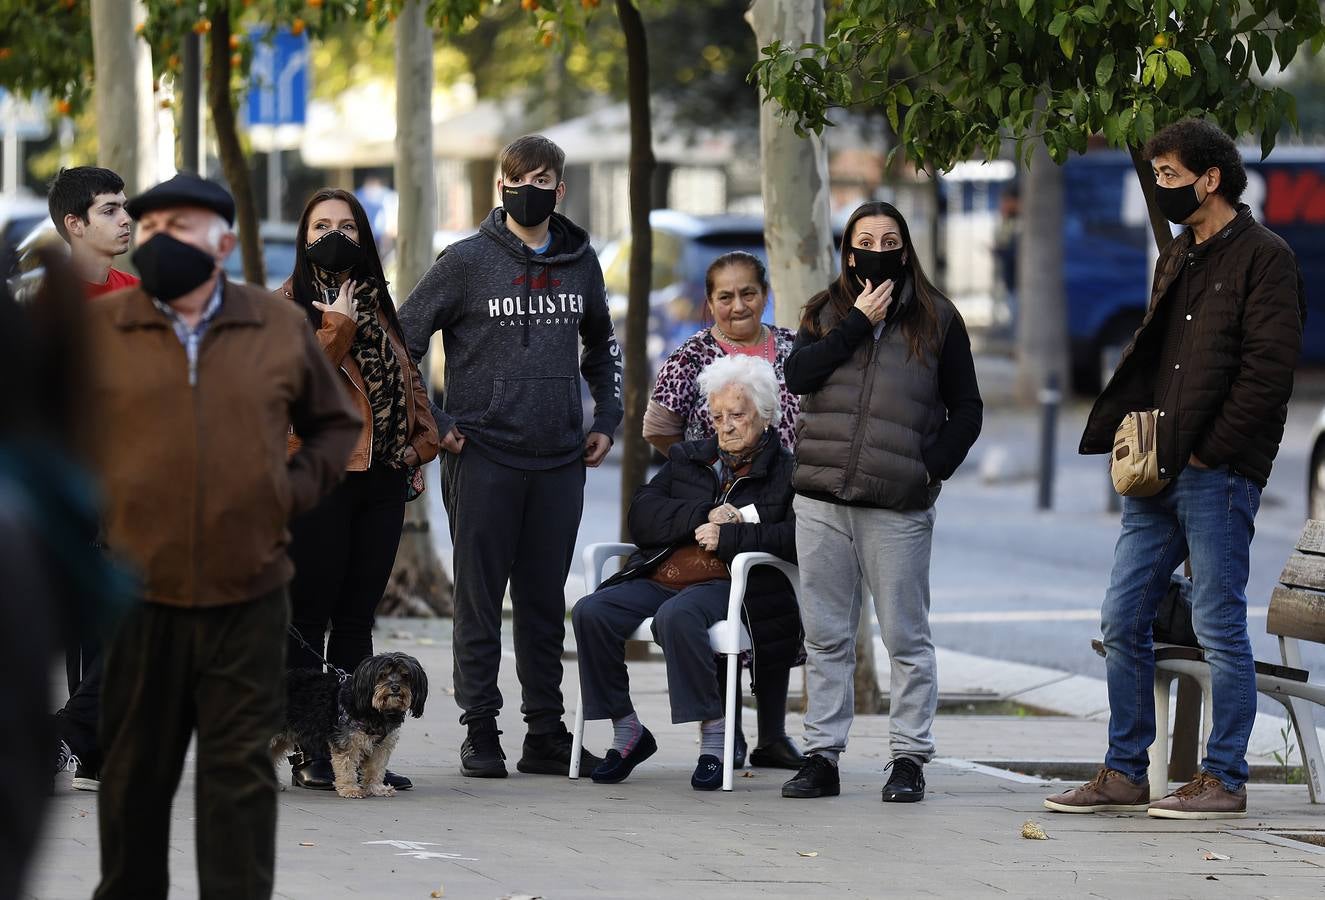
285, 624, 351, 682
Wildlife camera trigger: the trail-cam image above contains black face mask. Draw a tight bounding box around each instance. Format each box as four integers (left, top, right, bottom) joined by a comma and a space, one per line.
131, 233, 217, 303
502, 183, 558, 228
305, 229, 364, 273
1154, 178, 1210, 225
850, 246, 906, 287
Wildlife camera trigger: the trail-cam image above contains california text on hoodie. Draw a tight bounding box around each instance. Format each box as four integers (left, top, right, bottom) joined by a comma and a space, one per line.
397, 208, 623, 469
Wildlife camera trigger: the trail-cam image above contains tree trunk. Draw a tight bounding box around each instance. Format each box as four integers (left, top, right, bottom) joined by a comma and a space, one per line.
468, 157, 496, 229
1013, 132, 1067, 405
1129, 144, 1175, 254
207, 8, 264, 287
748, 0, 835, 329
615, 0, 656, 539
90, 0, 155, 196
749, 0, 877, 711
383, 0, 453, 618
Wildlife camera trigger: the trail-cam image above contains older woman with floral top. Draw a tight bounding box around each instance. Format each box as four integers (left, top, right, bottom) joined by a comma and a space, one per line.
640, 250, 805, 772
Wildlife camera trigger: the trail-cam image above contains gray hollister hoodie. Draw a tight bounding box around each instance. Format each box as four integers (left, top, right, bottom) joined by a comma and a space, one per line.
398, 208, 623, 469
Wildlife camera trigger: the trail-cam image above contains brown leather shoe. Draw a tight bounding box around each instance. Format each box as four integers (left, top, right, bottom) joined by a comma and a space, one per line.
1147, 771, 1246, 820
1043, 767, 1150, 814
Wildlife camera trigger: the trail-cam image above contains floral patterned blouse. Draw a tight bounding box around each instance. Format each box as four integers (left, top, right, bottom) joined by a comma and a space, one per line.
650, 326, 800, 451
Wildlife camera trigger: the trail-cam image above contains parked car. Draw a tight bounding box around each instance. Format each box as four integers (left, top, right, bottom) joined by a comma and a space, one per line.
1, 195, 51, 279
222, 221, 299, 291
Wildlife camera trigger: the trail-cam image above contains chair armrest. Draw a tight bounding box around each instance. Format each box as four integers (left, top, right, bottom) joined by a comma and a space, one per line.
581, 542, 639, 595
724, 552, 800, 642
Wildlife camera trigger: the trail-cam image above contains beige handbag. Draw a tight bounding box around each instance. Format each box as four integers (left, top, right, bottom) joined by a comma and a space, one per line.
1111, 409, 1168, 497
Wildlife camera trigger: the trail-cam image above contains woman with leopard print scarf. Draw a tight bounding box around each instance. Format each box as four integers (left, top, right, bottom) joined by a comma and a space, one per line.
276, 189, 440, 794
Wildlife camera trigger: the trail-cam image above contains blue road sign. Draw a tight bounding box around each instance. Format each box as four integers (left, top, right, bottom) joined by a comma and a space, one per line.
244, 27, 309, 128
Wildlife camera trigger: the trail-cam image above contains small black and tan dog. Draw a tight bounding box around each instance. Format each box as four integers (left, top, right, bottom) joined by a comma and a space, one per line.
272, 652, 428, 798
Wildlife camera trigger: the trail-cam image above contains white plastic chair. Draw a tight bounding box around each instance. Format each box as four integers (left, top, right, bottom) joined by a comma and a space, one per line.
568, 542, 801, 791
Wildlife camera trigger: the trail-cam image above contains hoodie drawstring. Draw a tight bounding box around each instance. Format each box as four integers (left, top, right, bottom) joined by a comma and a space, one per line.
522, 250, 531, 348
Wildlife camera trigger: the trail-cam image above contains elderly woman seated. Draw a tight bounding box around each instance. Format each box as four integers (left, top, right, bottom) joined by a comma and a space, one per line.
572, 355, 799, 791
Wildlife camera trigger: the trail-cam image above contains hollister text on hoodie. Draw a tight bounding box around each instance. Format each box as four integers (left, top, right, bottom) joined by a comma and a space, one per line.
398, 207, 624, 469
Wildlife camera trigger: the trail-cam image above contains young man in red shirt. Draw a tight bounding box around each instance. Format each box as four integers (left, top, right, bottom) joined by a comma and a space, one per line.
45, 167, 138, 794
47, 166, 138, 298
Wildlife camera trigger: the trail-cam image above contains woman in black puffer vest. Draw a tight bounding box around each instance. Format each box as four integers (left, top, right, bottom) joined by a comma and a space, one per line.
572, 356, 800, 791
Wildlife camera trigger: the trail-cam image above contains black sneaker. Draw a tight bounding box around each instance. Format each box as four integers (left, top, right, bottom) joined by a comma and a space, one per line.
881, 757, 925, 803
54, 740, 73, 776
291, 756, 335, 791
781, 753, 840, 799
72, 762, 100, 793
460, 719, 508, 778
383, 770, 412, 791
517, 725, 604, 776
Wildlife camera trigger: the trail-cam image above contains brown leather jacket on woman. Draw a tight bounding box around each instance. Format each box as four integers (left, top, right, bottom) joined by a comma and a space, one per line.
278, 278, 440, 471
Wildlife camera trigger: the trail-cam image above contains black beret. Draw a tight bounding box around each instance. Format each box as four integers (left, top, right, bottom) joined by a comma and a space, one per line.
126, 172, 235, 226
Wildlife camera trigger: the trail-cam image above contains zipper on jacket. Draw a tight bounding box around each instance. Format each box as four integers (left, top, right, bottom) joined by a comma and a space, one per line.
342, 364, 374, 467
842, 337, 885, 490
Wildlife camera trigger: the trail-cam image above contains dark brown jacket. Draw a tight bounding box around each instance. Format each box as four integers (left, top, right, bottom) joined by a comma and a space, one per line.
87, 278, 361, 607
1081, 206, 1305, 487
277, 278, 439, 471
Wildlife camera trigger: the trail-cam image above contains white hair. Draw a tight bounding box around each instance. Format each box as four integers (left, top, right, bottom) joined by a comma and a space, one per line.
696, 355, 781, 427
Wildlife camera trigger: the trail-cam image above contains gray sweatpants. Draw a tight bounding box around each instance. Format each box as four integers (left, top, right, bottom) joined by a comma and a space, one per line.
795, 494, 937, 764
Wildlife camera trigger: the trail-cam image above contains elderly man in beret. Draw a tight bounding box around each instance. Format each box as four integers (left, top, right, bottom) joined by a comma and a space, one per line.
86, 173, 361, 900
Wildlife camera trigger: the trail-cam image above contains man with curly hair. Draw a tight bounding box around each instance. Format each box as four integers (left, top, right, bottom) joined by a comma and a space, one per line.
1046, 118, 1305, 820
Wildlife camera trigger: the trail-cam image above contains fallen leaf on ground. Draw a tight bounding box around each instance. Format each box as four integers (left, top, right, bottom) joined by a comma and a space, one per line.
1201, 850, 1231, 861
417, 637, 436, 646
497, 895, 541, 900
429, 887, 444, 898
389, 629, 415, 640
78, 809, 89, 818
299, 842, 316, 847
741, 771, 754, 778
796, 850, 819, 858
1206, 875, 1219, 881
1020, 821, 1048, 840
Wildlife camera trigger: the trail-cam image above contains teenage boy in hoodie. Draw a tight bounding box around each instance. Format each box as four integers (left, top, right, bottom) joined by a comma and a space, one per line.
399, 135, 622, 778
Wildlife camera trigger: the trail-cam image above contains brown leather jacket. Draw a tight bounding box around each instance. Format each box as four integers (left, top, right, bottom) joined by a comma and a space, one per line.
277, 278, 439, 471
86, 278, 362, 608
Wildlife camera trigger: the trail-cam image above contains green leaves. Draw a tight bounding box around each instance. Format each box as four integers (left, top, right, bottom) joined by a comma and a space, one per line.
753, 0, 1318, 174
1095, 53, 1115, 86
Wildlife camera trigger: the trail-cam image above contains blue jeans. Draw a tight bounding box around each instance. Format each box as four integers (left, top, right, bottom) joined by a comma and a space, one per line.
1100, 463, 1261, 791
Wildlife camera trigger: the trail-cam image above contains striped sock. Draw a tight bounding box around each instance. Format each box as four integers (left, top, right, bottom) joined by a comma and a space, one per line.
612, 712, 644, 756
700, 718, 725, 757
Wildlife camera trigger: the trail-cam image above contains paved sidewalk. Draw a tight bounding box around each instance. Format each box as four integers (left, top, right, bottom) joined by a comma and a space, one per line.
28, 619, 1325, 899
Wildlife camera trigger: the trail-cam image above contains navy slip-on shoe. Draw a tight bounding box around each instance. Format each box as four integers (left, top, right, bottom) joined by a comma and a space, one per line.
590, 728, 658, 784
691, 754, 723, 791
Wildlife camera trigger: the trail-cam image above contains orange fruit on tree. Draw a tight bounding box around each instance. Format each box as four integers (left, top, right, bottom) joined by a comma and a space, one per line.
521, 0, 539, 9
231, 53, 243, 67
1153, 33, 1169, 48
309, 0, 324, 7
192, 18, 211, 33
582, 0, 600, 7
291, 18, 306, 34
0, 48, 11, 60
135, 22, 146, 34
168, 53, 181, 68
229, 34, 241, 49
55, 99, 71, 115
540, 31, 554, 47
160, 98, 172, 109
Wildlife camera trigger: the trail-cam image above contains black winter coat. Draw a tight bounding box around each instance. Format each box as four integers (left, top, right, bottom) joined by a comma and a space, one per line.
604, 433, 803, 674
1080, 206, 1305, 487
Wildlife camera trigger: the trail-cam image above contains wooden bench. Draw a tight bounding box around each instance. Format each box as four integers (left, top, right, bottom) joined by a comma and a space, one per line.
1093, 519, 1325, 802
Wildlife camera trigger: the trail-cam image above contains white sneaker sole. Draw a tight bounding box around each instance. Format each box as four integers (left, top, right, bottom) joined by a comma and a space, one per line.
1043, 799, 1149, 814
1147, 807, 1245, 820
72, 778, 100, 792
